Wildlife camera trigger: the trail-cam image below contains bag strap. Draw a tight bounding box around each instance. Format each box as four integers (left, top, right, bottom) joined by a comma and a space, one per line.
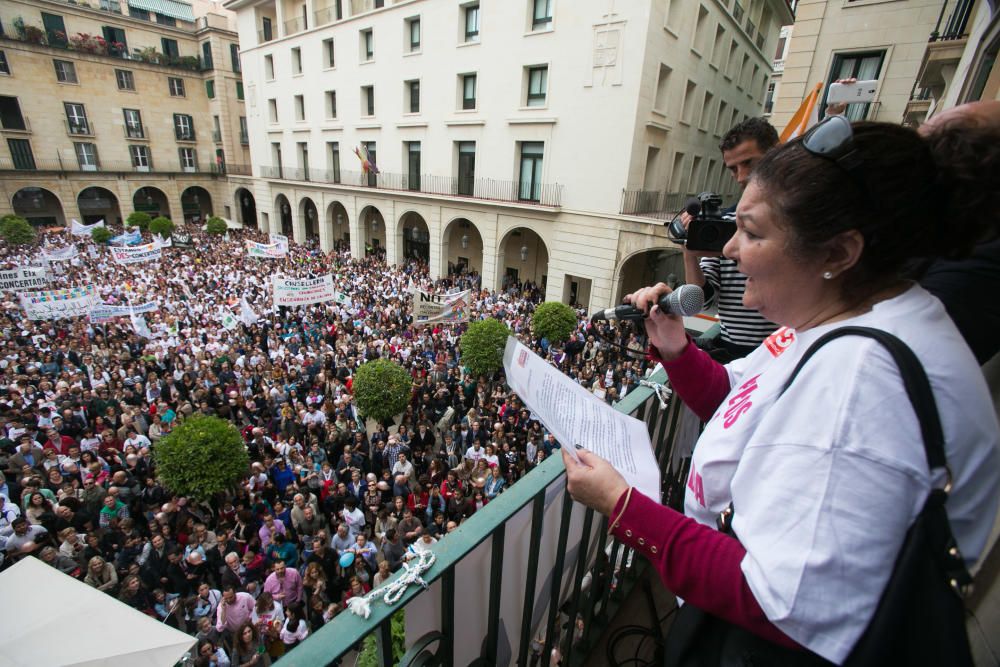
779, 326, 947, 477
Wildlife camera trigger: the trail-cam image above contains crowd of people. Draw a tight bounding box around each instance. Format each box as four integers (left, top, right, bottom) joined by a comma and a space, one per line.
0, 227, 650, 664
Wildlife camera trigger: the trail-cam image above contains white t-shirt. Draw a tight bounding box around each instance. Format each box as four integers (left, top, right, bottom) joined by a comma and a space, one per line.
684, 285, 999, 663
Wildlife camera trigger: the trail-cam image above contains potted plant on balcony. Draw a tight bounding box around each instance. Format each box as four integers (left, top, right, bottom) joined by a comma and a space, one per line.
22, 25, 45, 45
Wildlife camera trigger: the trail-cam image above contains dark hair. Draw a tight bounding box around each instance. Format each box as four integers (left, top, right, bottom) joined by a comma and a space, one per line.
720, 117, 779, 153
750, 121, 996, 295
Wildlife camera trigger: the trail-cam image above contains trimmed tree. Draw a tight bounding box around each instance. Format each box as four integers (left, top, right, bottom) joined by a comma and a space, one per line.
0, 215, 37, 246
126, 211, 152, 230
459, 318, 512, 378
352, 359, 412, 424
149, 216, 175, 239
91, 226, 112, 244
153, 414, 249, 502
532, 301, 578, 345
205, 216, 227, 235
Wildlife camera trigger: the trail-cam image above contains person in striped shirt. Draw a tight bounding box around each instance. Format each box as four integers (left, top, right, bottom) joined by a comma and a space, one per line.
684, 117, 779, 361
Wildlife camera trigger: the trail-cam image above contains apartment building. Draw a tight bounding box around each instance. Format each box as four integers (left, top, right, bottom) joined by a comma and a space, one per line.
225, 0, 792, 310
0, 0, 248, 228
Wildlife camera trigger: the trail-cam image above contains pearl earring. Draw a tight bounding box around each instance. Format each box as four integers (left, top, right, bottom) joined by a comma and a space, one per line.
823, 271, 834, 280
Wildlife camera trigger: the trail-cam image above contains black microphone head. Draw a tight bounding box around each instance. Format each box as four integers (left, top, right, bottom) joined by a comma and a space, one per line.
667, 284, 705, 316
684, 198, 702, 217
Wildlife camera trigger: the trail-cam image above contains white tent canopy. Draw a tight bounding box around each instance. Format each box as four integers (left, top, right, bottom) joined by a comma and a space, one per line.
0, 557, 196, 667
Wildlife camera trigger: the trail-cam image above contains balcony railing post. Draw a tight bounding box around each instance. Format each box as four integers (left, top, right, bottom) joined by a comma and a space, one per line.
542, 488, 574, 662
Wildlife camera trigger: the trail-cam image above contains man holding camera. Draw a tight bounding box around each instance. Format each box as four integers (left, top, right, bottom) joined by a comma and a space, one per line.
683, 117, 779, 361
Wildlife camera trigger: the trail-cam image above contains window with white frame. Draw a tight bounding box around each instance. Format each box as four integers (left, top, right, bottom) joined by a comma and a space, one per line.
130, 144, 151, 169
168, 77, 185, 96
526, 66, 547, 106
64, 103, 90, 135
123, 108, 143, 138
462, 74, 477, 110
54, 60, 77, 83
74, 142, 98, 170
115, 69, 135, 91
174, 113, 195, 140
178, 147, 197, 171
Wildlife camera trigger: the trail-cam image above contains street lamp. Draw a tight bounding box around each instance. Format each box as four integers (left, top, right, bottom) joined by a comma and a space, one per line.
461, 234, 469, 249
336, 213, 344, 225
520, 245, 528, 261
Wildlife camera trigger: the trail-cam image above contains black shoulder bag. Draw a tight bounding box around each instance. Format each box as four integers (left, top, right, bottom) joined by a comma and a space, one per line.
664, 326, 974, 667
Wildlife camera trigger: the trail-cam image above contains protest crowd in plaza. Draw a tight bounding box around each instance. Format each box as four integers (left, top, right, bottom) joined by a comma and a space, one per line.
0, 225, 650, 664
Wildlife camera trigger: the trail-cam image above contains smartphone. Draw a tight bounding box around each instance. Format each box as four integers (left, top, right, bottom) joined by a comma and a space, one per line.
827, 80, 878, 104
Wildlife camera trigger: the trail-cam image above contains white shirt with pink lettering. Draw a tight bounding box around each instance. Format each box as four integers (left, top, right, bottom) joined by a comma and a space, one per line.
683, 285, 999, 664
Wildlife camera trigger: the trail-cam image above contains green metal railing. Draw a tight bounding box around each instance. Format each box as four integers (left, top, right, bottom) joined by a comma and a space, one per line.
280, 367, 689, 666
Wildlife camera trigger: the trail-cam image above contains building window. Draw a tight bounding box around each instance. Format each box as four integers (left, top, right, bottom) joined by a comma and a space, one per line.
408, 80, 420, 113
202, 41, 214, 69
363, 141, 377, 186
262, 17, 273, 41
230, 43, 241, 72
206, 80, 216, 99
464, 4, 480, 42
239, 116, 249, 144
458, 141, 475, 195
42, 13, 67, 46
764, 82, 775, 114
518, 141, 544, 201
407, 17, 421, 52
54, 60, 77, 84
0, 52, 9, 75
129, 7, 149, 20
130, 144, 151, 170
0, 96, 27, 130
236, 81, 244, 100
161, 38, 179, 60
323, 39, 335, 68
174, 113, 195, 140
179, 147, 197, 172
156, 13, 177, 27
168, 77, 185, 97
462, 74, 477, 110
75, 142, 99, 170
295, 94, 305, 120
362, 29, 374, 61
64, 103, 90, 135
115, 69, 135, 91
527, 66, 548, 106
826, 51, 885, 121
328, 141, 341, 183
268, 98, 278, 122
292, 47, 302, 74
362, 85, 375, 116
407, 141, 421, 190
123, 109, 143, 138
7, 138, 35, 170
325, 90, 337, 118
733, 1, 744, 24
532, 0, 553, 30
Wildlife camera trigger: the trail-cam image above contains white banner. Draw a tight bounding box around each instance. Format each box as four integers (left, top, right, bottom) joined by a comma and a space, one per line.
246, 240, 288, 258
110, 229, 143, 246
269, 233, 289, 249
152, 235, 173, 249
0, 267, 48, 292
220, 310, 239, 330
19, 285, 98, 320
131, 312, 152, 339
71, 219, 105, 237
111, 243, 162, 265
42, 245, 79, 262
239, 297, 259, 326
89, 301, 158, 323
272, 275, 337, 306
409, 287, 472, 324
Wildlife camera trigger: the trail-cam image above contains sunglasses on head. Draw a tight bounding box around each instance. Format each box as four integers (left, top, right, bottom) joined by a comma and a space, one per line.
800, 114, 872, 201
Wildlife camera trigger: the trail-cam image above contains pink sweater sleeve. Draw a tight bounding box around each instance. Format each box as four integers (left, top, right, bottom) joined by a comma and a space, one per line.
648, 339, 730, 422
610, 490, 800, 650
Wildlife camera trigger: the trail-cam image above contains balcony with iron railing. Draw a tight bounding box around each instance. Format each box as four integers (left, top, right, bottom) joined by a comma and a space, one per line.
0, 157, 223, 175
916, 0, 974, 96
283, 16, 307, 36
281, 368, 688, 666
620, 190, 690, 220
65, 120, 94, 137
259, 166, 564, 207
314, 4, 344, 26
0, 34, 204, 72
773, 58, 785, 73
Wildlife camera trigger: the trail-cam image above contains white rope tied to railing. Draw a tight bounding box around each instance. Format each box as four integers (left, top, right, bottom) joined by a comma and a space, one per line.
345, 551, 436, 619
638, 378, 672, 409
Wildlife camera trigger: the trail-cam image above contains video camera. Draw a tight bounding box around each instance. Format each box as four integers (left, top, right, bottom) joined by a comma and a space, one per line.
666, 192, 736, 253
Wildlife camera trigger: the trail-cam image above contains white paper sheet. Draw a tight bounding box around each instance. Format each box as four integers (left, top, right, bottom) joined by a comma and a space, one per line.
503, 337, 661, 501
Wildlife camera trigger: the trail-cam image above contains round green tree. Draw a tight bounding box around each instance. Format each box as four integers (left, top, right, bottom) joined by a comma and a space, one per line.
352, 359, 412, 424
153, 414, 249, 502
532, 301, 578, 345
126, 211, 152, 230
149, 216, 175, 238
0, 215, 36, 246
91, 226, 112, 244
205, 216, 227, 235
459, 318, 512, 378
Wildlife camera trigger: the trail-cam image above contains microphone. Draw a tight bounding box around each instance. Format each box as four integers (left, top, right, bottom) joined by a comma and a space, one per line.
591, 284, 704, 321
684, 197, 702, 217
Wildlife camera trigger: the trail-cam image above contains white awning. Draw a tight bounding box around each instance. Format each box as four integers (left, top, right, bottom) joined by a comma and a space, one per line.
127, 0, 195, 22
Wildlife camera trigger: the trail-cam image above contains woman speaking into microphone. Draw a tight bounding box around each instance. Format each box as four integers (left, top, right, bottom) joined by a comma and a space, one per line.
563, 116, 1000, 666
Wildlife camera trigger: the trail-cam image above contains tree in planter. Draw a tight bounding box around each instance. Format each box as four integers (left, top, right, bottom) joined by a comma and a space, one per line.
91, 226, 112, 244
126, 211, 151, 231
149, 216, 175, 239
352, 359, 412, 425
205, 216, 228, 235
459, 318, 512, 379
531, 301, 578, 346
153, 414, 249, 503
0, 215, 36, 246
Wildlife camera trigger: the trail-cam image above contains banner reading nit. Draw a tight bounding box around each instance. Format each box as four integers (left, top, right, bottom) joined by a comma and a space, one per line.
272, 275, 338, 306
409, 287, 471, 324
19, 285, 97, 320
